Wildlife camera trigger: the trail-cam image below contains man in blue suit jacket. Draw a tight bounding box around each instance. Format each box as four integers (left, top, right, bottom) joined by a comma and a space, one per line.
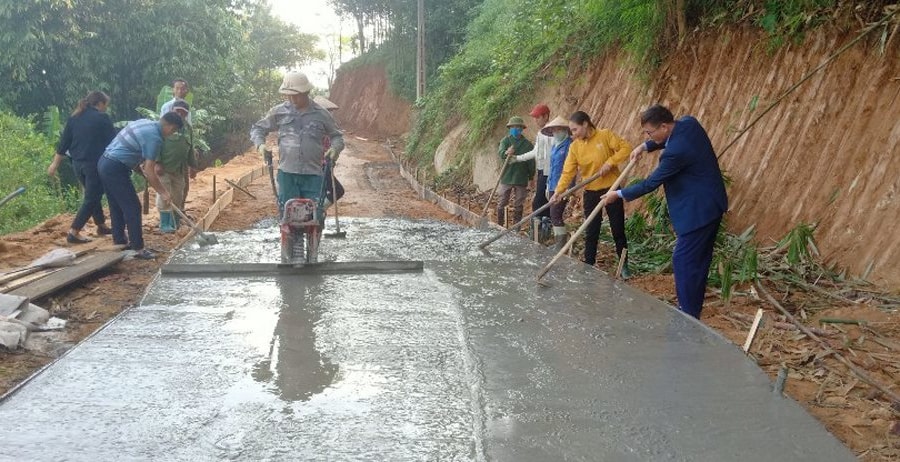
601, 105, 727, 319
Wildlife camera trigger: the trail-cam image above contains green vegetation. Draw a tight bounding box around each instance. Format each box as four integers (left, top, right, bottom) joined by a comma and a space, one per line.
0, 0, 321, 236
0, 112, 80, 235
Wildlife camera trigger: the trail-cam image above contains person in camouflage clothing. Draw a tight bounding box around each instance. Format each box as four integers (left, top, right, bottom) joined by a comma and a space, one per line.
249, 72, 344, 212
155, 101, 198, 232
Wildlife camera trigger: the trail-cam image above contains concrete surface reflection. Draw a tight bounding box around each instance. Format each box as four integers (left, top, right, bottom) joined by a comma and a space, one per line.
252, 275, 338, 402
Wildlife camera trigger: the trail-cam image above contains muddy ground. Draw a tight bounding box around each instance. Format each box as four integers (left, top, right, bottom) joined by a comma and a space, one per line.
1, 135, 898, 460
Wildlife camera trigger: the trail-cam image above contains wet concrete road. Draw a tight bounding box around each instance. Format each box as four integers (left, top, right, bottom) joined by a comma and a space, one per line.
0, 218, 854, 461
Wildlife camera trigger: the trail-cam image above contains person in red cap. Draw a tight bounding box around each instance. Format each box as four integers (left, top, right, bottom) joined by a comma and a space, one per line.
507, 103, 552, 240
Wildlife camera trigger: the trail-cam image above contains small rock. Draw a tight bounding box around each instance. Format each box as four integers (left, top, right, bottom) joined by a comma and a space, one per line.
23, 332, 72, 358
0, 320, 28, 350
17, 304, 50, 325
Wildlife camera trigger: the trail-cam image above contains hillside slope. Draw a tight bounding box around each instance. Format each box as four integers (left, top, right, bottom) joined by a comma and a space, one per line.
332, 26, 900, 287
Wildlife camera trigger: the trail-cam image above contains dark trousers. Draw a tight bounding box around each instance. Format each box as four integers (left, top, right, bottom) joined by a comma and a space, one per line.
672, 217, 721, 319
549, 199, 568, 226
582, 189, 627, 266
532, 171, 549, 218
71, 159, 106, 231
98, 156, 144, 250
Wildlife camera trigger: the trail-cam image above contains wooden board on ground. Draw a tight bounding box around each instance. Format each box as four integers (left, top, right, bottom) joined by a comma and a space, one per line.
161, 261, 425, 276
7, 251, 126, 300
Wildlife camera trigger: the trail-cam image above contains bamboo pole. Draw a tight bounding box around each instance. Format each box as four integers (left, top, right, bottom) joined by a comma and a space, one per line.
755, 282, 900, 406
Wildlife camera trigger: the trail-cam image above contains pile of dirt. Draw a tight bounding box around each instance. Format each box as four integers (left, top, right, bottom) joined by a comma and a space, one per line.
329, 65, 412, 138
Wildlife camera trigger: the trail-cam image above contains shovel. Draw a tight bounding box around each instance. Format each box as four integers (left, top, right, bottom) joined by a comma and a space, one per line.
325, 160, 346, 239
172, 206, 218, 246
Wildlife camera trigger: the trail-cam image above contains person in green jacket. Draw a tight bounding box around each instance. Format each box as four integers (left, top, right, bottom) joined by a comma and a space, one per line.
496, 116, 535, 226
155, 101, 198, 232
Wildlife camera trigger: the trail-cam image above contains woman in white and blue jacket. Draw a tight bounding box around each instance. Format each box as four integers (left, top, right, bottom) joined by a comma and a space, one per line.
542, 116, 574, 251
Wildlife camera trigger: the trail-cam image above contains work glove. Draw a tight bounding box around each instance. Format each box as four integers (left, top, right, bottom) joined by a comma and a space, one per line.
325, 148, 339, 163
258, 144, 273, 166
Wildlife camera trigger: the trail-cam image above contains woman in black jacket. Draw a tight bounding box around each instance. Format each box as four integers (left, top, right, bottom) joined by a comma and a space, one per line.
48, 91, 116, 243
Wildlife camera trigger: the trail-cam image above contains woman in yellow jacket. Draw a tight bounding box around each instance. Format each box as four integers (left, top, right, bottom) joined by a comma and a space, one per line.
549, 111, 631, 276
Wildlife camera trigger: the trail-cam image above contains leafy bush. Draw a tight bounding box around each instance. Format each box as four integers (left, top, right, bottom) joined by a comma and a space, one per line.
0, 112, 79, 235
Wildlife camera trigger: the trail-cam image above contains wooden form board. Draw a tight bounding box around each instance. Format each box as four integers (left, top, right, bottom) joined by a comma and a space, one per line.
161, 261, 424, 276
7, 251, 125, 300
177, 165, 266, 249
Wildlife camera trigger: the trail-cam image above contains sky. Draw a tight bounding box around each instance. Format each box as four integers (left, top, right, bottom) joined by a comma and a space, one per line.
268, 0, 352, 90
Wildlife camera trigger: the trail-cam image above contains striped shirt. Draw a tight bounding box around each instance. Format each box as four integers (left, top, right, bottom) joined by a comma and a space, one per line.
103, 119, 163, 168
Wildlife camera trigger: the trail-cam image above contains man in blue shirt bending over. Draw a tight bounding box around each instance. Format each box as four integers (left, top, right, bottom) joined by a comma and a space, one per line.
601, 104, 728, 319
98, 112, 183, 259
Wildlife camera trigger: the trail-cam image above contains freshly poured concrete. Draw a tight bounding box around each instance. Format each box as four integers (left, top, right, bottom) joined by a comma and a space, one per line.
0, 218, 854, 461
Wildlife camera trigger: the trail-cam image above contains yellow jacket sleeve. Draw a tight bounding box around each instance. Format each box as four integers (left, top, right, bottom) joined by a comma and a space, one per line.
555, 142, 579, 195
604, 130, 632, 166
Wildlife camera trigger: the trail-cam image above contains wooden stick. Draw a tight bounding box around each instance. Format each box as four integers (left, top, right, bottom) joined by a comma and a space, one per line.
223, 178, 257, 199
743, 309, 765, 353
142, 186, 150, 215
537, 159, 637, 281
755, 282, 900, 405
480, 153, 514, 219
478, 168, 610, 249
212, 175, 217, 202
615, 248, 628, 280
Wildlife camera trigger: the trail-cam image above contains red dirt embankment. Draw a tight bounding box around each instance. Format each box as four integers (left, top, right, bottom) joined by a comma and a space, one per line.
329, 64, 412, 138
371, 25, 898, 287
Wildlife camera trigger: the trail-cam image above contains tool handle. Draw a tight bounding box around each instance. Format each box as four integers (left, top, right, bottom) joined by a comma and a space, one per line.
480, 152, 515, 218
479, 165, 609, 249
0, 186, 26, 209
536, 158, 637, 281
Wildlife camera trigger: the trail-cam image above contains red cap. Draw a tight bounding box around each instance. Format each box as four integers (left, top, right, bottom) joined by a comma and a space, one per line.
529, 104, 550, 117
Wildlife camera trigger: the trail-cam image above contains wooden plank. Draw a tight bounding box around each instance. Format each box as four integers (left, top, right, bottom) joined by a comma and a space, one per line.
0, 266, 42, 286
161, 261, 425, 276
8, 251, 125, 300
0, 268, 63, 293
743, 308, 765, 353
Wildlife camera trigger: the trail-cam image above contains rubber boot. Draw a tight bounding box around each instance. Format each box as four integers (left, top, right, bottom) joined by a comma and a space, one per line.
496, 207, 506, 227
173, 212, 180, 229
159, 211, 176, 234
552, 226, 567, 252
619, 254, 632, 280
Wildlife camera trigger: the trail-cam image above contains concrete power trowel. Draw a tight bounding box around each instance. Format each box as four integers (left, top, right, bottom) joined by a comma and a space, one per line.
280, 197, 323, 264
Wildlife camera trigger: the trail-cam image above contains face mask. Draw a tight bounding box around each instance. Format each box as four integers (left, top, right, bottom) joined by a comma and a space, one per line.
509, 127, 523, 137
553, 132, 568, 143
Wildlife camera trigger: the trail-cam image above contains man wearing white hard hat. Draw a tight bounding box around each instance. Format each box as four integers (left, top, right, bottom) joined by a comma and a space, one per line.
250, 71, 344, 210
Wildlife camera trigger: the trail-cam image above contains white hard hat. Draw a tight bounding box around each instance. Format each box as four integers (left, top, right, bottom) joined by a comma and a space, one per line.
279, 72, 313, 95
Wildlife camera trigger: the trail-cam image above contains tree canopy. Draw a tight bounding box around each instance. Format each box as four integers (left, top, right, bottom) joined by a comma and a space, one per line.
0, 0, 321, 129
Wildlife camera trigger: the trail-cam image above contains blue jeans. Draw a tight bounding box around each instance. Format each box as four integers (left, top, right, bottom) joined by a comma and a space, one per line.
98, 156, 144, 250
72, 159, 106, 231
672, 217, 721, 319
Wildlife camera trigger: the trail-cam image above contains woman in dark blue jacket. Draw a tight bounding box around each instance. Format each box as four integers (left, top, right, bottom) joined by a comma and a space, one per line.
48, 91, 116, 243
